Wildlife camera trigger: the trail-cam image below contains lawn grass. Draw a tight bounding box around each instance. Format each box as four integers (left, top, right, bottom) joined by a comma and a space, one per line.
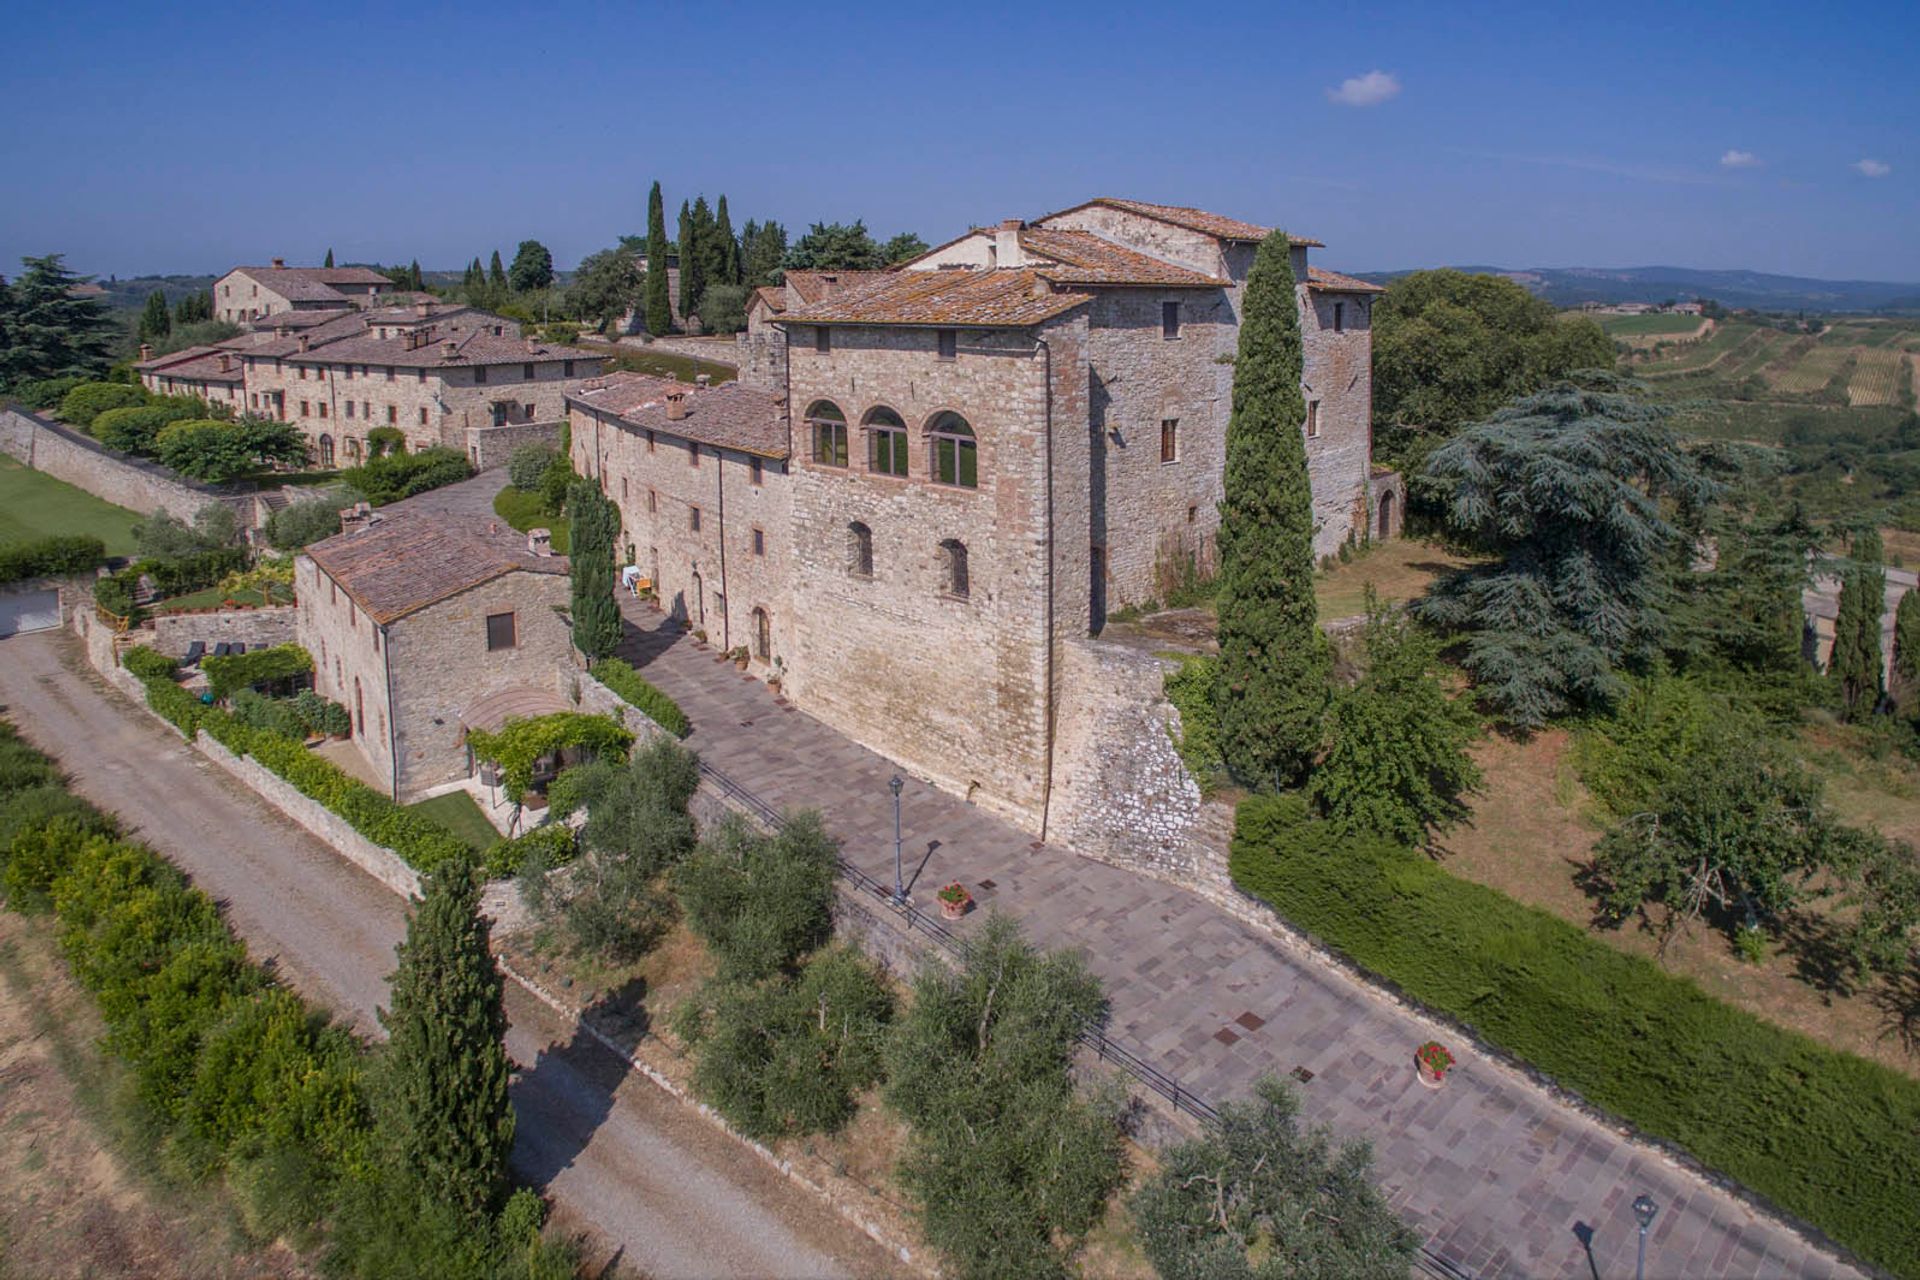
493, 486, 571, 553
151, 584, 294, 613
600, 347, 739, 385
0, 455, 143, 556
1314, 538, 1475, 619
403, 789, 501, 853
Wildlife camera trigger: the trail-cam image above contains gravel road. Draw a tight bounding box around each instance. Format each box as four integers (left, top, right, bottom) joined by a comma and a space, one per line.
0, 629, 904, 1280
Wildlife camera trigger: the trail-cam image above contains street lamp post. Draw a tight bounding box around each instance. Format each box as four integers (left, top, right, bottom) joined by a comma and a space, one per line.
889, 774, 906, 906
1632, 1195, 1659, 1280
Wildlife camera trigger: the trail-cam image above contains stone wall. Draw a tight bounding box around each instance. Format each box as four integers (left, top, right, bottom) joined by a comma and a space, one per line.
146, 604, 298, 657
0, 409, 249, 525
638, 335, 742, 368
1301, 288, 1376, 558
466, 419, 564, 471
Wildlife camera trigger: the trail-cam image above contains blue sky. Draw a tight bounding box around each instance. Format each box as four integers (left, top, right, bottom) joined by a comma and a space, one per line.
3, 0, 1914, 281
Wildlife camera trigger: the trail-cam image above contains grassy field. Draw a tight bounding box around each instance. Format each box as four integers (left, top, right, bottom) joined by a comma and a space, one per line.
597, 346, 739, 385
1314, 538, 1476, 619
403, 789, 501, 852
1597, 312, 1707, 337
0, 455, 143, 555
153, 583, 295, 613
493, 485, 571, 553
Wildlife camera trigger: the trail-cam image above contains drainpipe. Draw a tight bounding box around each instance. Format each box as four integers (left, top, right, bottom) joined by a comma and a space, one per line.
1044, 335, 1059, 844
716, 444, 730, 653
381, 621, 398, 800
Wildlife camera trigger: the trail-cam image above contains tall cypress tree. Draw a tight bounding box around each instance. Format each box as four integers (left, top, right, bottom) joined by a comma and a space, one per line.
324, 248, 335, 268
138, 289, 171, 343
1214, 231, 1329, 788
407, 258, 423, 291
569, 479, 624, 661
644, 180, 672, 336
714, 195, 740, 285
1892, 587, 1920, 710
488, 250, 506, 291
677, 201, 701, 321
1833, 532, 1886, 720
376, 859, 514, 1225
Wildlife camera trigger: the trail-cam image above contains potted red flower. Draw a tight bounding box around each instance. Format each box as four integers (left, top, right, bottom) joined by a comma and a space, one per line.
1414, 1040, 1455, 1089
936, 882, 972, 921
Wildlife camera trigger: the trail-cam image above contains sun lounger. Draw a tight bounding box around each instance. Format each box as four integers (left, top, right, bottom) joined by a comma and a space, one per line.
181, 641, 206, 667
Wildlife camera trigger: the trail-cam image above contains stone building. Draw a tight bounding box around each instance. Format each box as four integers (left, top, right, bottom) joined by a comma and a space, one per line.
587, 197, 1395, 833
569, 373, 791, 663
296, 496, 574, 799
133, 343, 246, 411
213, 260, 395, 324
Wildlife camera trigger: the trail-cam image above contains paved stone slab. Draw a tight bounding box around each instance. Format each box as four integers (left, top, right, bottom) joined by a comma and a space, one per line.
617, 602, 1861, 1280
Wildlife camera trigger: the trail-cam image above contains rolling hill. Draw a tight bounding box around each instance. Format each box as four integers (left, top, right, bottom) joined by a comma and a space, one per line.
1353, 264, 1920, 314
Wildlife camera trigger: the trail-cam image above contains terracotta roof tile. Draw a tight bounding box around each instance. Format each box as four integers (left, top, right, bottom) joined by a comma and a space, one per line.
778, 269, 1091, 328
1307, 265, 1386, 295
1039, 198, 1324, 248
288, 327, 602, 370
135, 344, 244, 382
750, 285, 787, 314
783, 270, 894, 306
1016, 228, 1226, 286
569, 372, 790, 459
306, 504, 566, 625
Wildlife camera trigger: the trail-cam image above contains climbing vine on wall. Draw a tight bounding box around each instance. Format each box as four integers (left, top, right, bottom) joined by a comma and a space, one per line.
464, 711, 634, 802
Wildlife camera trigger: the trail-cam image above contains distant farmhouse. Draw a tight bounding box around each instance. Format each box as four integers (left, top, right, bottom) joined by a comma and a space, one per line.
137, 261, 605, 466
571, 197, 1398, 830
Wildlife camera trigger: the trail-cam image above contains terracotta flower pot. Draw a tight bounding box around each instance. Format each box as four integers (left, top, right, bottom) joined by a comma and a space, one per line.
940, 896, 970, 921
1416, 1060, 1446, 1089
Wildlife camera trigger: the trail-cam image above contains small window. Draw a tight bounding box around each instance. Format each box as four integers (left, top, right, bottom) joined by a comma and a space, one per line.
1160, 418, 1179, 464
814, 326, 831, 354
1162, 301, 1181, 339
937, 329, 957, 360
385, 365, 395, 381
523, 363, 535, 381
523, 403, 535, 419
564, 359, 576, 377
750, 456, 763, 486
752, 526, 765, 557
689, 444, 700, 469
690, 506, 701, 532
621, 475, 629, 500
647, 429, 656, 453
317, 434, 334, 465
419, 407, 428, 425
387, 405, 397, 424
345, 401, 355, 419
319, 402, 328, 419
929, 411, 978, 488
648, 488, 657, 513
300, 400, 311, 417
940, 539, 970, 599
485, 611, 517, 650
1333, 302, 1345, 333
299, 367, 308, 381
848, 522, 873, 577
474, 365, 488, 384
1306, 400, 1320, 439
417, 369, 426, 384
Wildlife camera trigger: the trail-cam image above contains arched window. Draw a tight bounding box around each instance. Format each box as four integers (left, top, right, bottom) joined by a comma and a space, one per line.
317, 433, 335, 466
928, 412, 977, 488
807, 400, 848, 467
848, 522, 874, 578
939, 539, 969, 599
865, 406, 908, 476
751, 607, 771, 659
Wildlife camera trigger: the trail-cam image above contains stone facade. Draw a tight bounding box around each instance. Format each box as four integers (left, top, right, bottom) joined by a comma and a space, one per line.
213, 262, 393, 324
466, 419, 566, 472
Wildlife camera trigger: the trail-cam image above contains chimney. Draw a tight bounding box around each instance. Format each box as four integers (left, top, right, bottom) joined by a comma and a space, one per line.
665, 391, 689, 421
994, 218, 1024, 268
695, 373, 711, 388
338, 501, 374, 535
218, 353, 231, 372
527, 528, 553, 557
298, 335, 311, 353
138, 343, 152, 361
415, 300, 430, 318
271, 257, 285, 269
443, 340, 459, 357
525, 336, 537, 353
274, 323, 289, 339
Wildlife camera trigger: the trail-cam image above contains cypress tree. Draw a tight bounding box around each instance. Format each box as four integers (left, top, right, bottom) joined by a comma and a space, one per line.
407, 258, 423, 291
569, 479, 624, 661
1892, 587, 1920, 711
715, 195, 740, 285
1832, 535, 1886, 720
138, 289, 171, 343
645, 180, 672, 336
488, 250, 506, 291
376, 859, 514, 1225
677, 201, 701, 321
324, 248, 335, 268
1214, 231, 1329, 788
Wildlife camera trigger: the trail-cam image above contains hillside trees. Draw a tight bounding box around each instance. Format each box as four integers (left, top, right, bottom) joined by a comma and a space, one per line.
740, 220, 788, 289
882, 232, 930, 264
1894, 587, 1920, 707
785, 220, 886, 271
1414, 378, 1716, 727
568, 248, 644, 333
1214, 230, 1328, 789
139, 289, 172, 343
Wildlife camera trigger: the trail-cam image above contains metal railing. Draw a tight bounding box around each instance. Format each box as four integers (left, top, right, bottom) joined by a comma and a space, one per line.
697, 757, 1471, 1279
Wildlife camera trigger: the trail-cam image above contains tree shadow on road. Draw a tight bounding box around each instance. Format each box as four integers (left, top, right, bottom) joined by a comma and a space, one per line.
509, 977, 649, 1193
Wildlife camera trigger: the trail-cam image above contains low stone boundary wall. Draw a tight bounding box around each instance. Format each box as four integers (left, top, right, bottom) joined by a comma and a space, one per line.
465, 419, 565, 472
614, 335, 741, 369
146, 605, 297, 657
0, 408, 251, 525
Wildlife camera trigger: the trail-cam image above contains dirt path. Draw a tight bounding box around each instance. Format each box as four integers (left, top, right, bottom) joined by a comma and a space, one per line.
0, 630, 905, 1280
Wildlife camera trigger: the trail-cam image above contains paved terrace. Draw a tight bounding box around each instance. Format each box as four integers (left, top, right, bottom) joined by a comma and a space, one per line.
615, 599, 1858, 1280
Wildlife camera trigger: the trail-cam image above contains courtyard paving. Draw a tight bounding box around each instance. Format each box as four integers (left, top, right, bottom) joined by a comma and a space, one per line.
614, 600, 1859, 1279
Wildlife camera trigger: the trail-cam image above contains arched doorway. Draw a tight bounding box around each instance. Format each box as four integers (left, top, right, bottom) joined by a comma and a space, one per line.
1378, 489, 1395, 540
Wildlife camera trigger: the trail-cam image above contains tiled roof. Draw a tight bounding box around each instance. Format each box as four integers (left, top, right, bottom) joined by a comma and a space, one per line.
1040, 198, 1324, 248
135, 344, 243, 383
569, 372, 790, 459
778, 268, 1091, 328
750, 286, 787, 314
287, 326, 601, 370
1016, 228, 1226, 286
306, 503, 566, 625
1307, 266, 1386, 295
783, 270, 894, 306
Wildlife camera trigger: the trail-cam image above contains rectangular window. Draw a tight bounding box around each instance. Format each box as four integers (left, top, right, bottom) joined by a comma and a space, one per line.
689, 444, 700, 469
1162, 301, 1181, 339
385, 365, 395, 381
1333, 302, 1345, 333
1306, 400, 1320, 439
648, 489, 657, 513
319, 402, 329, 419
523, 403, 535, 420
301, 400, 311, 417
419, 407, 429, 425
523, 363, 535, 381
1161, 418, 1179, 463
814, 326, 831, 354
749, 457, 763, 486
752, 527, 765, 556
814, 422, 848, 467
690, 506, 701, 532
564, 360, 575, 377
299, 367, 308, 380
474, 365, 488, 384
485, 611, 516, 650
417, 369, 425, 384
937, 329, 957, 360
387, 405, 397, 424
870, 427, 908, 476
646, 430, 656, 453
345, 401, 355, 419
621, 475, 629, 500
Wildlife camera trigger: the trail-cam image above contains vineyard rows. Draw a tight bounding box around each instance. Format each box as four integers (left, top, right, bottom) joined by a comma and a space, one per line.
1848, 349, 1910, 407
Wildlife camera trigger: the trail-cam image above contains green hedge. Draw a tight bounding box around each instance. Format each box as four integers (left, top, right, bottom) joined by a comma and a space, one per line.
482, 822, 575, 879
1229, 794, 1920, 1277
591, 658, 691, 737
202, 643, 313, 700
0, 534, 107, 585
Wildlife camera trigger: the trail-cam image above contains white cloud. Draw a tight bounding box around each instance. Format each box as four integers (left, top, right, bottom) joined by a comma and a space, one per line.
1854, 157, 1892, 178
1720, 149, 1759, 169
1326, 70, 1401, 108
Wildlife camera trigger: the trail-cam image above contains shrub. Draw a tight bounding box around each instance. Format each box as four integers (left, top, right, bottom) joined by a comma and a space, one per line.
231, 689, 311, 741
1161, 655, 1221, 790
0, 533, 106, 585
202, 643, 313, 701
156, 417, 306, 483
94, 402, 196, 455
507, 443, 557, 492
465, 712, 633, 804
291, 690, 351, 738
341, 447, 472, 505
266, 496, 351, 550
674, 811, 838, 981
481, 822, 574, 879
59, 380, 148, 427
365, 426, 405, 457
590, 658, 691, 736
537, 450, 575, 512
1229, 794, 1920, 1277
8, 374, 86, 411
122, 644, 180, 681
133, 505, 240, 562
